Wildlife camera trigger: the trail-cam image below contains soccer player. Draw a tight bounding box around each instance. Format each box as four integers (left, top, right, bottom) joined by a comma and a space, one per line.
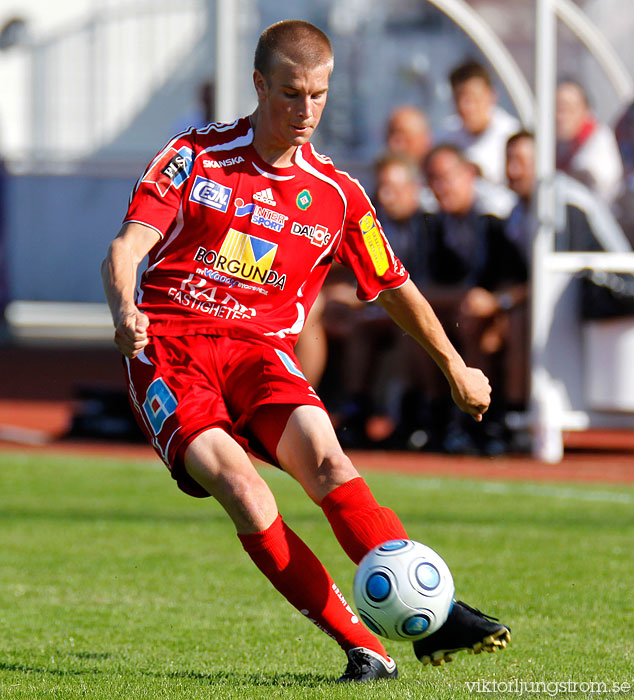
102, 20, 510, 682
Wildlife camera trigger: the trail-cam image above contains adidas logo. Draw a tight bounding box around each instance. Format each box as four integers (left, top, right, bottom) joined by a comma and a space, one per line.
253, 188, 276, 206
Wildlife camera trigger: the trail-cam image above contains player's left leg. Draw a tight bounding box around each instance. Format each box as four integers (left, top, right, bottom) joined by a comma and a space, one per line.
271, 405, 409, 564
269, 405, 512, 669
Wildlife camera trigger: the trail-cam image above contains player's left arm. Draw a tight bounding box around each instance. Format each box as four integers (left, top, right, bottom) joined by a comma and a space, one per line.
377, 279, 491, 421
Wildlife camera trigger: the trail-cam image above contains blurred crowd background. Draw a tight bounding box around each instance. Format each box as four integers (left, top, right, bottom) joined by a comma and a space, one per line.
1, 0, 633, 457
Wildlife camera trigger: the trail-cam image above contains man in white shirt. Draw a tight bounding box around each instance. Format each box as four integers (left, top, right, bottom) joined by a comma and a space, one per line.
439, 60, 520, 187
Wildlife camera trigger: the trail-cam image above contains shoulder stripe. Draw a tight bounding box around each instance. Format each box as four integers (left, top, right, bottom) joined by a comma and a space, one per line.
335, 168, 377, 213
196, 127, 255, 157
308, 144, 333, 165
197, 119, 241, 134
153, 205, 186, 259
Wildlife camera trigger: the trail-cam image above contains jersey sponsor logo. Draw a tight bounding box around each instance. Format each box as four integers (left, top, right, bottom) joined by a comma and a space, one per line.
234, 197, 256, 217
194, 234, 287, 291
169, 274, 257, 319
216, 229, 286, 288
253, 188, 276, 206
143, 146, 193, 197
202, 156, 245, 168
189, 175, 232, 212
251, 205, 288, 233
359, 211, 389, 276
296, 189, 312, 210
233, 199, 288, 232
290, 222, 330, 247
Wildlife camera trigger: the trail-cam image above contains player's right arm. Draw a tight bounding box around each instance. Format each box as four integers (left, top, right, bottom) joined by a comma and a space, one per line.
101, 222, 161, 359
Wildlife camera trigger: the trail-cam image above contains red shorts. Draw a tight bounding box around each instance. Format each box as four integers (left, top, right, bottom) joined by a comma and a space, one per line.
123, 334, 326, 497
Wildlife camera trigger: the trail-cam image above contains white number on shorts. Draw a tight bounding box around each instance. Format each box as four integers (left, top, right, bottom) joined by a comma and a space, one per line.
143, 377, 178, 435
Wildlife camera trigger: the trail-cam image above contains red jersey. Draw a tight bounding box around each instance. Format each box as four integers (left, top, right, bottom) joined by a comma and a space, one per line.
124, 117, 408, 351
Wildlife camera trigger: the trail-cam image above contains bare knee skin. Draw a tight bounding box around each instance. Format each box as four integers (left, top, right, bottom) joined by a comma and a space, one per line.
184, 428, 279, 534
275, 405, 361, 504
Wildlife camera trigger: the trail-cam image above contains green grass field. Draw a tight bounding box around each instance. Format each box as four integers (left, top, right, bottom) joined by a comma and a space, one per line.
1, 451, 633, 699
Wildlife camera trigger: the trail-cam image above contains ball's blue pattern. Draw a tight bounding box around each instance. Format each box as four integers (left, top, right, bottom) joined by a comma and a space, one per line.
360, 612, 384, 636
379, 540, 407, 551
354, 539, 454, 642
415, 562, 440, 590
403, 614, 430, 636
366, 572, 391, 601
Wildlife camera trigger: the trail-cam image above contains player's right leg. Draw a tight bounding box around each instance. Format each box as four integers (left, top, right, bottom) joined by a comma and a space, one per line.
123, 336, 393, 680
183, 428, 396, 681
184, 427, 278, 533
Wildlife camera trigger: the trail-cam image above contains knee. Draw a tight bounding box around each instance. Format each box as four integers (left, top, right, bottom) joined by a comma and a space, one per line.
185, 455, 276, 533
221, 471, 279, 533
309, 452, 359, 504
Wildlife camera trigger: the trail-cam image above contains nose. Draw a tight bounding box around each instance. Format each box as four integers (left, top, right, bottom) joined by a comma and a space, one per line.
297, 95, 313, 120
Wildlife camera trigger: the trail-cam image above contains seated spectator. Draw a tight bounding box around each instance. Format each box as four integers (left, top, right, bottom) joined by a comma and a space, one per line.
384, 103, 517, 218
301, 145, 525, 453
342, 153, 434, 444
384, 105, 438, 212
406, 144, 528, 453
555, 79, 624, 204
506, 130, 630, 257
613, 100, 634, 247
505, 130, 632, 360
438, 59, 520, 186
386, 105, 433, 167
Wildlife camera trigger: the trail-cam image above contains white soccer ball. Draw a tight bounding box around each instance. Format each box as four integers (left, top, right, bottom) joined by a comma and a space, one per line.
353, 539, 455, 641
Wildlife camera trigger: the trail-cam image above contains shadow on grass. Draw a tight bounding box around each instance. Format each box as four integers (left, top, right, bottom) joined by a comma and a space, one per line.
0, 661, 331, 686
0, 507, 227, 525
0, 661, 103, 677
161, 668, 332, 686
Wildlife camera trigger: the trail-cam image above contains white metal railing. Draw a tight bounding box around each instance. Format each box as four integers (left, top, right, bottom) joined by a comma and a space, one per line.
5, 301, 113, 342
531, 250, 634, 462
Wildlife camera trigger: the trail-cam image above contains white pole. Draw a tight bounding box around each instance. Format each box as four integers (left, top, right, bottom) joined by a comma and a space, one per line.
531, 0, 562, 463
214, 0, 238, 123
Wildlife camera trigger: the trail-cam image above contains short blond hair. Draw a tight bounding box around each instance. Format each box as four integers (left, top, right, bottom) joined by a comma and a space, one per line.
254, 20, 334, 81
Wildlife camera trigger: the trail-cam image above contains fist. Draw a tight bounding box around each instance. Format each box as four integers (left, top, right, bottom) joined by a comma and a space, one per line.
451, 366, 491, 422
114, 310, 150, 359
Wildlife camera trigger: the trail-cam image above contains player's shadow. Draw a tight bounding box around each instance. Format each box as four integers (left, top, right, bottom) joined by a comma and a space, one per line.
0, 662, 333, 686
164, 668, 332, 686
0, 661, 103, 677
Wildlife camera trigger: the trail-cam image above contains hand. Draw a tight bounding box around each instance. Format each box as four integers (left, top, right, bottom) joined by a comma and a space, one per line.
450, 365, 492, 422
114, 310, 150, 359
460, 287, 499, 319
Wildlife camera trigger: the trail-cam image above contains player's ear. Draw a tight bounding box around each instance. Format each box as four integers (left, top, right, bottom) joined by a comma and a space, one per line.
253, 70, 268, 101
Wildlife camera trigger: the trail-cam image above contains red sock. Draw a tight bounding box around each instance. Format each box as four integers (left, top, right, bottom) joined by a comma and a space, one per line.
238, 514, 389, 660
321, 477, 409, 565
